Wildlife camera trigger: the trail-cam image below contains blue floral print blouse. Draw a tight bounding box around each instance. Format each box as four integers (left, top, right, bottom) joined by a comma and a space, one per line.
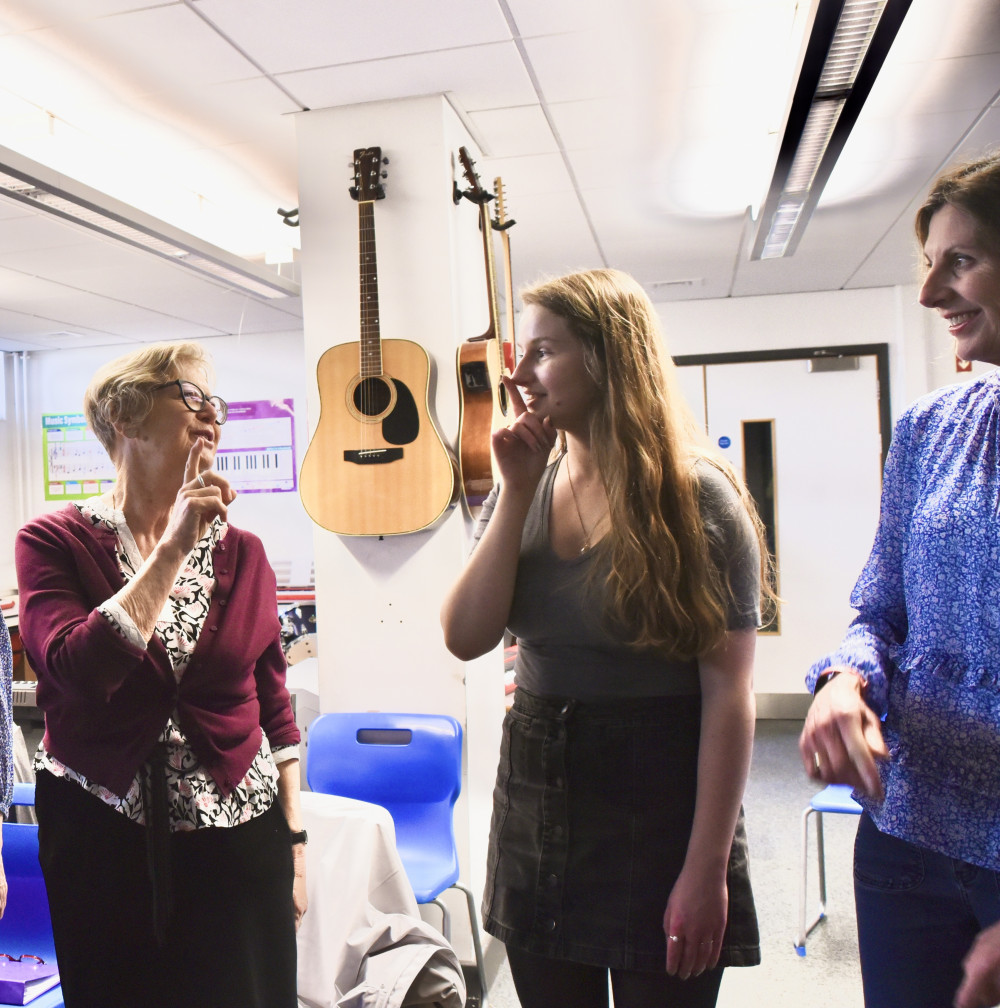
0, 618, 12, 817
807, 370, 1000, 869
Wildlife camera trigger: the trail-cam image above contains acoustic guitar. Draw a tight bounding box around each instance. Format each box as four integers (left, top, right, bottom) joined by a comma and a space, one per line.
455, 147, 508, 513
299, 147, 456, 536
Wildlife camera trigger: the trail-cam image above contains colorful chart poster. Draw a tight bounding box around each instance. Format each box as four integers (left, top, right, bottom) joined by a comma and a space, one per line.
43, 413, 116, 501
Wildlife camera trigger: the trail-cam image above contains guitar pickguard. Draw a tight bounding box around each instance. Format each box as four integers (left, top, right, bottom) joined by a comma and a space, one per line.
383, 379, 419, 445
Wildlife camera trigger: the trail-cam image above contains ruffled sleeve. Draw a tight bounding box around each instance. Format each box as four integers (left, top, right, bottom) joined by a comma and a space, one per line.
805, 403, 923, 717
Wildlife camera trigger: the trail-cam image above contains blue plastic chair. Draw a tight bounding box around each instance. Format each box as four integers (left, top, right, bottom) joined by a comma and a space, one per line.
306, 712, 487, 1008
795, 783, 862, 955
0, 783, 64, 1007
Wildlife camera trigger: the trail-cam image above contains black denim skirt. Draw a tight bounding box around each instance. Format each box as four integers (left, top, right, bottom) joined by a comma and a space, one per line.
483, 688, 760, 971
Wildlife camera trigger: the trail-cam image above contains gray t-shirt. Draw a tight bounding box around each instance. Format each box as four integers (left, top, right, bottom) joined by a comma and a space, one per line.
474, 456, 761, 701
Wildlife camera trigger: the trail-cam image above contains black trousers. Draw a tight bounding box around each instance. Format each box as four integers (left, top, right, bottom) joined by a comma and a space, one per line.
35, 769, 297, 1008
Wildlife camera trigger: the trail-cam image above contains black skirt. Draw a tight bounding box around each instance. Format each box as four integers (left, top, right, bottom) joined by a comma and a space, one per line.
483, 688, 760, 971
35, 769, 297, 1008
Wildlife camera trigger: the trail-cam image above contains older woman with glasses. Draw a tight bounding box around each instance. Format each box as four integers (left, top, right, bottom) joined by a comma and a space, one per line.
15, 342, 304, 1008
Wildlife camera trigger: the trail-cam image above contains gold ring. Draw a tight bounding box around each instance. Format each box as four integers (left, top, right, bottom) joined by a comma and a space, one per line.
668, 934, 680, 942
813, 751, 822, 772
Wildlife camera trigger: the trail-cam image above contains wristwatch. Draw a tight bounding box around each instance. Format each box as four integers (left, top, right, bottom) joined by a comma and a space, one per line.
289, 829, 308, 846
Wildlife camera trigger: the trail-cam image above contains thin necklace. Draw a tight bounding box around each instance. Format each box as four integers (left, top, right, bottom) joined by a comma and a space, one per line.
565, 453, 592, 553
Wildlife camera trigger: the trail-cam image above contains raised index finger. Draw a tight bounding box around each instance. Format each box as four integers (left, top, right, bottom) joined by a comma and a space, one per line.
183, 437, 207, 486
503, 376, 527, 418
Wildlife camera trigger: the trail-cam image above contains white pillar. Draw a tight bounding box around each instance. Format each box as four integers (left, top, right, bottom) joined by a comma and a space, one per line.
294, 95, 505, 967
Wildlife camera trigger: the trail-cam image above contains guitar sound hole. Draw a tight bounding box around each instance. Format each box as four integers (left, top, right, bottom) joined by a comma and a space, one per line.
353, 377, 393, 418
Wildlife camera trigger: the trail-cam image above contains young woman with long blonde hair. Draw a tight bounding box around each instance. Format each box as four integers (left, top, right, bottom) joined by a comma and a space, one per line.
442, 268, 767, 1008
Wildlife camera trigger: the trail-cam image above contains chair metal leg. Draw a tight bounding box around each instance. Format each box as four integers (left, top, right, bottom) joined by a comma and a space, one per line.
431, 896, 452, 941
795, 806, 829, 955
451, 882, 489, 1008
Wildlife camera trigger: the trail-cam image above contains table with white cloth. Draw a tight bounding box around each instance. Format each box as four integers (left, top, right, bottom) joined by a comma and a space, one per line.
296, 790, 466, 1008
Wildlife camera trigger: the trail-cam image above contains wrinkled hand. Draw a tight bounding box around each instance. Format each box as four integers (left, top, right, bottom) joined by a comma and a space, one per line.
162, 439, 236, 557
491, 377, 557, 492
663, 866, 727, 980
956, 922, 1000, 1008
293, 851, 308, 931
799, 670, 887, 800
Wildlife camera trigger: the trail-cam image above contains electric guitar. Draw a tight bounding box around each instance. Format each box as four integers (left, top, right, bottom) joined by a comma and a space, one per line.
456, 147, 508, 513
299, 146, 456, 536
492, 177, 517, 376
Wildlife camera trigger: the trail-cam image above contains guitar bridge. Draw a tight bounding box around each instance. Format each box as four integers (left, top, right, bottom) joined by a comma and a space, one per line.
343, 448, 403, 464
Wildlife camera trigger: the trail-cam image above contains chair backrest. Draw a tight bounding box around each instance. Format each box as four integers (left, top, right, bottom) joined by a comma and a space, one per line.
0, 821, 57, 961
306, 712, 463, 881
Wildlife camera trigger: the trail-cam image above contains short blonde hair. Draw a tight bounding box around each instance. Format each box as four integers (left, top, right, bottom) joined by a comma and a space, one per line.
84, 342, 213, 458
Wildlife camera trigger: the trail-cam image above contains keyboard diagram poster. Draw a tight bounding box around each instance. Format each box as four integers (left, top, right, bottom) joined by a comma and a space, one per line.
43, 399, 297, 500
215, 399, 297, 493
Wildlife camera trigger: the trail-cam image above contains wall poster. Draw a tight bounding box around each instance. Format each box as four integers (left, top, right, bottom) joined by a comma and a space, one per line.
42, 398, 297, 500
215, 399, 298, 494
43, 413, 115, 500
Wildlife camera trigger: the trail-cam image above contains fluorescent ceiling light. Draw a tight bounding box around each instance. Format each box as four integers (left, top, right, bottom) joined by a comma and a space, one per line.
0, 144, 299, 300
750, 0, 913, 260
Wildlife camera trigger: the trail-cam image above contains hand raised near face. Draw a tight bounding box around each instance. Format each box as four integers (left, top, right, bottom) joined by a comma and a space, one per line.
162, 438, 237, 557
491, 377, 557, 494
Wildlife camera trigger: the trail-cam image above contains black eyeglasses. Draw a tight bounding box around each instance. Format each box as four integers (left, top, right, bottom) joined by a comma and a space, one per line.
154, 380, 228, 424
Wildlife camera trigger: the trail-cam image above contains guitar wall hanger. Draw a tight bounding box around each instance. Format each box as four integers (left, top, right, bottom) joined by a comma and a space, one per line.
459, 185, 493, 207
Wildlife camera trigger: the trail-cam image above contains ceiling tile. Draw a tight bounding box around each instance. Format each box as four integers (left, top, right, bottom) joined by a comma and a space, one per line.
194, 0, 511, 75
477, 152, 574, 199
280, 42, 536, 115
469, 106, 556, 158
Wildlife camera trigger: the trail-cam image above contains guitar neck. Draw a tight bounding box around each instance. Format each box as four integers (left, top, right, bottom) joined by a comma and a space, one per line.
499, 222, 515, 357
359, 200, 382, 377
477, 200, 500, 343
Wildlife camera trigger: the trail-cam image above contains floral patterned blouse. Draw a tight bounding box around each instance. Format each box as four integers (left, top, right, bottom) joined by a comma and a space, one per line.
807, 370, 1000, 869
33, 498, 298, 831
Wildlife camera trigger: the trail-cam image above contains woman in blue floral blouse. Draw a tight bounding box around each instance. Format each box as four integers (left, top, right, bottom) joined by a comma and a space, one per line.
0, 617, 12, 918
799, 148, 1000, 1008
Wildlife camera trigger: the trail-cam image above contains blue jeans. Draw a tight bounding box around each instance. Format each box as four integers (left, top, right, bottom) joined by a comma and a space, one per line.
854, 813, 1000, 1008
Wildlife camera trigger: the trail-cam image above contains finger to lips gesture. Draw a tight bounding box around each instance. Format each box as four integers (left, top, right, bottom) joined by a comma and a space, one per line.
169, 439, 235, 551
491, 377, 556, 488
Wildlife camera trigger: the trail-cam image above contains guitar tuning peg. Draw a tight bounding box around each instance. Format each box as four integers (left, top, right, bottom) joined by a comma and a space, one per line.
380, 171, 388, 179
382, 156, 389, 164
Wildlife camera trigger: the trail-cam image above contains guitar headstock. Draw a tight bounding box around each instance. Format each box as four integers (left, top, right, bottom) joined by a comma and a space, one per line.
492, 177, 516, 231
350, 147, 388, 202
457, 146, 492, 206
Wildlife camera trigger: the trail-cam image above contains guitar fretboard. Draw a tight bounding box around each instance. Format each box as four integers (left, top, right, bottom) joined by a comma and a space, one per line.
358, 200, 382, 378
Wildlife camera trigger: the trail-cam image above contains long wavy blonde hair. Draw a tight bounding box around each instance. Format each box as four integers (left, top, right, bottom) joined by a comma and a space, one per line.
521, 268, 768, 659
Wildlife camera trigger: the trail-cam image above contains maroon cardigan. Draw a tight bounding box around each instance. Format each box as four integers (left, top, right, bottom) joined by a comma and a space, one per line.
15, 506, 300, 799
